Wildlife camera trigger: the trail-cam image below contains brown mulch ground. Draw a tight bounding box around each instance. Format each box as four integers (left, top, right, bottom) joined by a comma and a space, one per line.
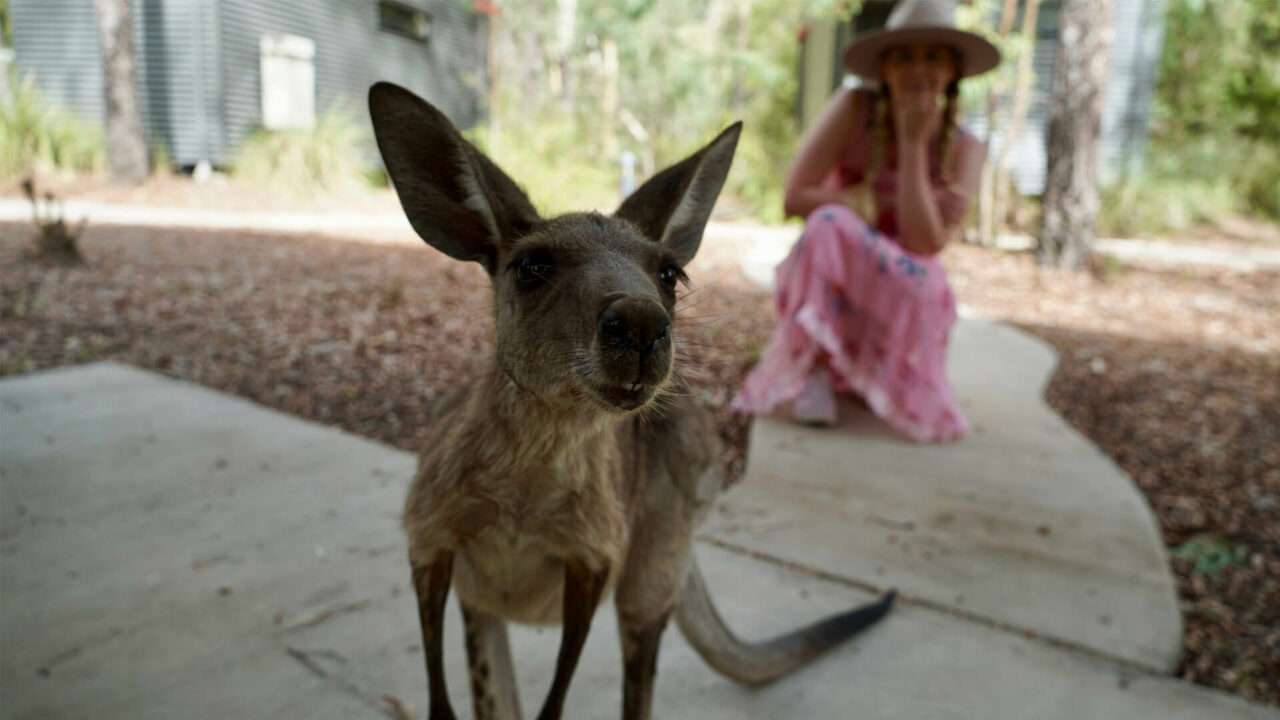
1, 219, 1276, 705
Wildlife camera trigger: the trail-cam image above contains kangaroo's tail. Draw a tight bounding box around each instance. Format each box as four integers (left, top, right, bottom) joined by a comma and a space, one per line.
673, 555, 895, 686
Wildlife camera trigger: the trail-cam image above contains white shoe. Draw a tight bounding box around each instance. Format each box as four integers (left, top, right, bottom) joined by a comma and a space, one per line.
792, 367, 837, 426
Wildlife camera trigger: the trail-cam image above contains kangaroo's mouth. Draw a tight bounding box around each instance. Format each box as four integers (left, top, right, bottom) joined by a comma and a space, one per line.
598, 381, 655, 411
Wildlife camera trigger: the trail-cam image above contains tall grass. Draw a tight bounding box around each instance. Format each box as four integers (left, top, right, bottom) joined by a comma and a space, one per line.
465, 116, 618, 217
1099, 134, 1279, 236
1099, 177, 1237, 237
229, 106, 375, 196
1, 73, 106, 181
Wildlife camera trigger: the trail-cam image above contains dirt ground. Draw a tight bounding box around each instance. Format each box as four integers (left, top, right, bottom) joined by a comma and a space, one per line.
1, 214, 1276, 705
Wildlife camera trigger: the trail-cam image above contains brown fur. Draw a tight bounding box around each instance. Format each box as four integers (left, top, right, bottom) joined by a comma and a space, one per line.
370, 81, 894, 720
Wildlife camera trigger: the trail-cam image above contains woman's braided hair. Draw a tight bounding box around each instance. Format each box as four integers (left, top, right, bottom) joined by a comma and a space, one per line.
843, 47, 962, 223
861, 43, 963, 206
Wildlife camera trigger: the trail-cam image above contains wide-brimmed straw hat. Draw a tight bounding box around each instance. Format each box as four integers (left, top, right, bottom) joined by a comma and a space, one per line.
841, 0, 1001, 81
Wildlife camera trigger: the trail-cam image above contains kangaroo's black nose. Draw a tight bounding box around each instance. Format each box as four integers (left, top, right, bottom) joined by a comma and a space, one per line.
598, 299, 670, 353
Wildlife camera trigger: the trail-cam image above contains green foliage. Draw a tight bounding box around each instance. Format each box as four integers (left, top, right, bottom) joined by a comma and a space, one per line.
1, 0, 11, 47
1, 73, 107, 180
1157, 0, 1280, 142
954, 0, 1038, 111
0, 353, 36, 377
465, 118, 616, 216
229, 106, 374, 196
1173, 534, 1248, 577
150, 138, 173, 176
22, 178, 87, 264
1089, 252, 1126, 281
482, 0, 850, 221
1098, 130, 1275, 236
1142, 0, 1280, 224
1099, 176, 1235, 237
721, 0, 813, 223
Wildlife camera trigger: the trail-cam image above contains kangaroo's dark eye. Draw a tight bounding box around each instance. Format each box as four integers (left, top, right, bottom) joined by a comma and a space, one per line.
658, 264, 684, 291
513, 252, 555, 287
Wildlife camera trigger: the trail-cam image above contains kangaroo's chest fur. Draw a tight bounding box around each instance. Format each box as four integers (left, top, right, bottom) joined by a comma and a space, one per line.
404, 376, 640, 624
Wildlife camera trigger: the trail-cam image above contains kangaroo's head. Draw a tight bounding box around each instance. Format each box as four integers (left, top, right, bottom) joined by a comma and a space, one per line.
369, 82, 740, 414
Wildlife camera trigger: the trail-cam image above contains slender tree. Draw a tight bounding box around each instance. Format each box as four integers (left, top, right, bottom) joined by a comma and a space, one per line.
1037, 0, 1116, 268
94, 0, 149, 182
992, 0, 1042, 232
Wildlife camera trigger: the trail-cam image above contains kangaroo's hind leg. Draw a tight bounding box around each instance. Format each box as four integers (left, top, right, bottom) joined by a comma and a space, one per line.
461, 605, 523, 720
618, 607, 673, 720
613, 458, 712, 720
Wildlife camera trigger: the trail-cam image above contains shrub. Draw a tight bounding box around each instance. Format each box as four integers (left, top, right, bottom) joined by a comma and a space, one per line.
22, 178, 86, 265
464, 118, 617, 217
229, 106, 374, 196
1, 73, 106, 181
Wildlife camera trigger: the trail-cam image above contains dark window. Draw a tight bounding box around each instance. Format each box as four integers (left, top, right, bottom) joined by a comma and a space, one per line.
379, 1, 431, 43
850, 0, 894, 34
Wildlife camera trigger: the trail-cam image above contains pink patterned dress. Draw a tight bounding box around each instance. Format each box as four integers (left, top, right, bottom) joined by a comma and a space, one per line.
733, 100, 971, 443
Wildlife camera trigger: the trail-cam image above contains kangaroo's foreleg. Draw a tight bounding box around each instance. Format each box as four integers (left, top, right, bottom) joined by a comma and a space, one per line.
534, 559, 609, 720
461, 604, 523, 720
412, 552, 458, 720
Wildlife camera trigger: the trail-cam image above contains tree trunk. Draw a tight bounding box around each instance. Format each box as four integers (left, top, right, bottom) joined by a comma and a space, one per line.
978, 92, 997, 246
601, 38, 619, 160
998, 0, 1020, 35
557, 0, 577, 112
94, 0, 149, 183
976, 0, 1021, 247
487, 11, 500, 155
1038, 0, 1115, 268
993, 0, 1043, 233
729, 0, 751, 116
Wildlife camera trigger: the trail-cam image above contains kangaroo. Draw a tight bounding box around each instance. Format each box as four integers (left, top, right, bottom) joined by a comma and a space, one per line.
367, 81, 896, 720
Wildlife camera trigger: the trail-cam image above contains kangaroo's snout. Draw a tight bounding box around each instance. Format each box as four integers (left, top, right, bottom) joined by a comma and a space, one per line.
598, 297, 671, 355
592, 294, 673, 410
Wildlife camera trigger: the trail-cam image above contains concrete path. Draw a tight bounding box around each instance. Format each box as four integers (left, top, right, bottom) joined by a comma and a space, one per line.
702, 317, 1182, 672
732, 228, 1183, 671
4, 197, 1278, 271
3, 363, 1276, 719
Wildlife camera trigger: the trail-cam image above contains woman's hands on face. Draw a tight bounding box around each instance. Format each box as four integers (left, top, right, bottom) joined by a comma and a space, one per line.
893, 89, 942, 146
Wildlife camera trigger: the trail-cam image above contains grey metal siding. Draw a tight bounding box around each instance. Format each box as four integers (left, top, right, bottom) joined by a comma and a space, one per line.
215, 0, 482, 166
1104, 0, 1166, 181
11, 0, 209, 166
137, 0, 219, 166
967, 0, 1062, 196
975, 0, 1166, 195
10, 0, 107, 124
10, 0, 482, 168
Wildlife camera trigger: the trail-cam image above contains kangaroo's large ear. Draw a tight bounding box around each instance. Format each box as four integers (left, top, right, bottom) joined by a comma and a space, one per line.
368, 82, 539, 273
614, 122, 741, 266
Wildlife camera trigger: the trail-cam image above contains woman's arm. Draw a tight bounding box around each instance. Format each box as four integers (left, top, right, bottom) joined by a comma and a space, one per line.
783, 89, 865, 219
897, 132, 985, 256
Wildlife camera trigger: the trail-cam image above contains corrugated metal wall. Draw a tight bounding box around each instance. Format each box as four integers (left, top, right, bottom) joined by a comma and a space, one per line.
10, 0, 484, 167
214, 0, 483, 166
136, 0, 216, 166
965, 0, 1061, 196
10, 0, 109, 125
1101, 0, 1167, 182
969, 0, 1167, 195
